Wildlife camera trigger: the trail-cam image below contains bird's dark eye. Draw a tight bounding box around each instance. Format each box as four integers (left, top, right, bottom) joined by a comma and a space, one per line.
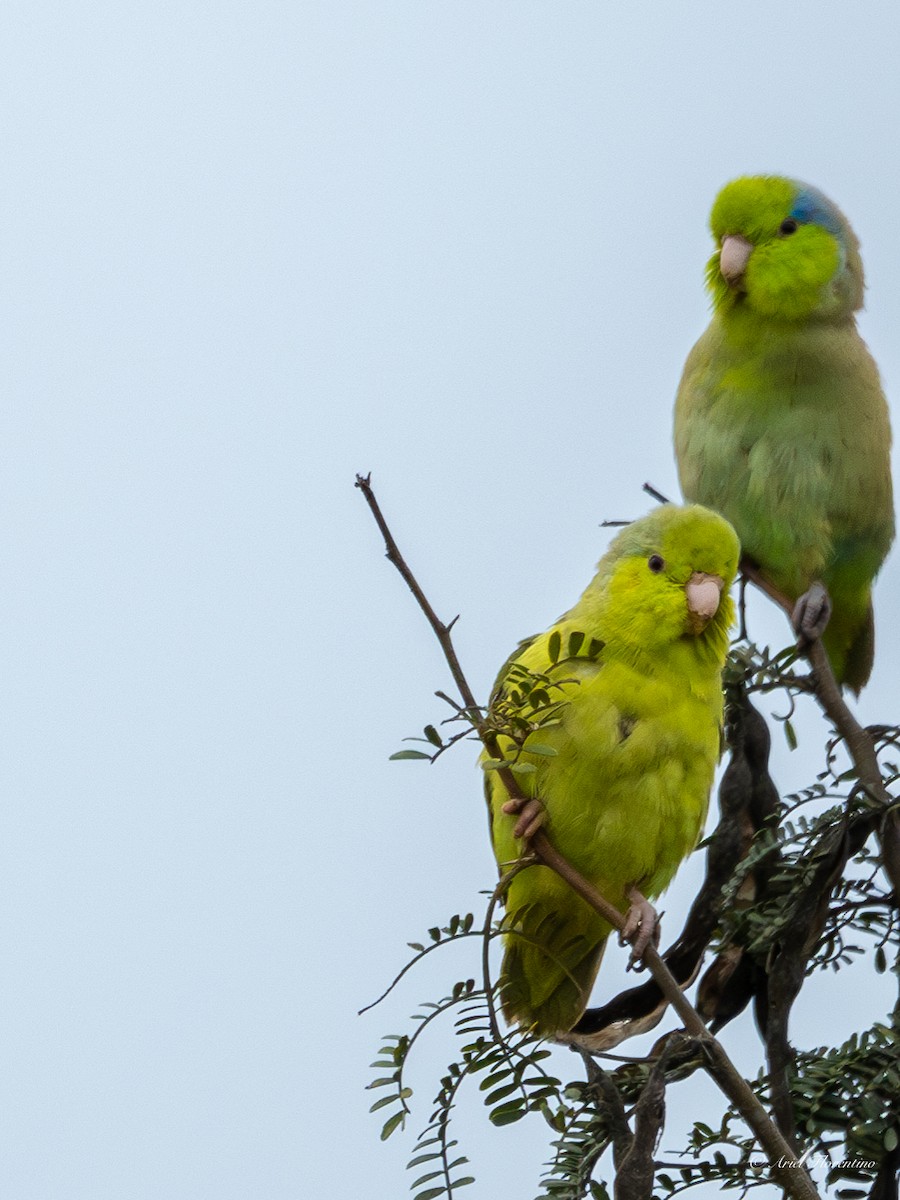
779, 218, 798, 236
647, 554, 665, 574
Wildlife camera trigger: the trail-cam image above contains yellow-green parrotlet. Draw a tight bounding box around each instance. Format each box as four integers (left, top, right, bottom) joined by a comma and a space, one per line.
675, 175, 894, 692
485, 504, 739, 1035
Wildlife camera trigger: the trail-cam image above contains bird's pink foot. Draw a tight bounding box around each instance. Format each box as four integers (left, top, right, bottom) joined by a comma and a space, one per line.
619, 886, 660, 966
792, 581, 832, 644
501, 796, 546, 840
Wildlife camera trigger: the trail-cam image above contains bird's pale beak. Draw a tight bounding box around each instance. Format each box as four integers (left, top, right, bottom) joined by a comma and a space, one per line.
719, 234, 753, 284
685, 572, 725, 633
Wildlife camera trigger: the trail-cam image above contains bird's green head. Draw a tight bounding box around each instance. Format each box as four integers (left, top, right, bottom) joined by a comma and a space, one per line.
705, 175, 863, 322
595, 505, 740, 661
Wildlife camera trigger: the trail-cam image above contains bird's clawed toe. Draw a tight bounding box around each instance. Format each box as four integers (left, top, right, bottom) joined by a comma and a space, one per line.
792, 581, 832, 644
620, 887, 660, 967
501, 796, 546, 840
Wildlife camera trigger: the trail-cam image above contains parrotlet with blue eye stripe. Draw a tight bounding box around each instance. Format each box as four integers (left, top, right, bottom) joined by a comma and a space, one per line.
674, 175, 894, 692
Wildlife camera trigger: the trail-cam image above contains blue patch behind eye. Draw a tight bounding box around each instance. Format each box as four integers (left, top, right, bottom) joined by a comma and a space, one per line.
790, 185, 845, 241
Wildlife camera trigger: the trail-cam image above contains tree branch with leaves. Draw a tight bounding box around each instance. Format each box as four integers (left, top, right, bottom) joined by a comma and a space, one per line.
357, 474, 900, 1200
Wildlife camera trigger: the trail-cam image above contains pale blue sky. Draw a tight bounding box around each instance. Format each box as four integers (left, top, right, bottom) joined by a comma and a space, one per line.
0, 2, 898, 1197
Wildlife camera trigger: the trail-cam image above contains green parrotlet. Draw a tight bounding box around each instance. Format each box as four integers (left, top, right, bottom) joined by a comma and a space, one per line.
486, 505, 739, 1035
675, 175, 894, 692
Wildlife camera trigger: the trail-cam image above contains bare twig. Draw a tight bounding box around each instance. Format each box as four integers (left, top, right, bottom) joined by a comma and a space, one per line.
355, 473, 479, 719
642, 482, 672, 506
356, 473, 820, 1200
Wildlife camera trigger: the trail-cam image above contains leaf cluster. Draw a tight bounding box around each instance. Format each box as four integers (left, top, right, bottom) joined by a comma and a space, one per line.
368, 911, 569, 1180
481, 631, 604, 777
713, 756, 897, 980
655, 1110, 766, 1196
790, 1019, 900, 1183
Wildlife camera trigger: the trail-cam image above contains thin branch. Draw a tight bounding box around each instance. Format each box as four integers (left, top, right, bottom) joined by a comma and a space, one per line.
741, 561, 900, 897
357, 473, 820, 1200
580, 1052, 633, 1173
642, 482, 672, 506
614, 1039, 685, 1200
534, 834, 815, 1195
357, 928, 487, 1016
356, 474, 481, 718
479, 871, 554, 1114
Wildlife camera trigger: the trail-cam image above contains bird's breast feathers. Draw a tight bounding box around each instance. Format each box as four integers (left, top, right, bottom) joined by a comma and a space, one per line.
526, 657, 721, 897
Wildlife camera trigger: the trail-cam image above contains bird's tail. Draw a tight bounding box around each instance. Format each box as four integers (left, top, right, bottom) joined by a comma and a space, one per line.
823, 596, 874, 695
499, 871, 613, 1035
